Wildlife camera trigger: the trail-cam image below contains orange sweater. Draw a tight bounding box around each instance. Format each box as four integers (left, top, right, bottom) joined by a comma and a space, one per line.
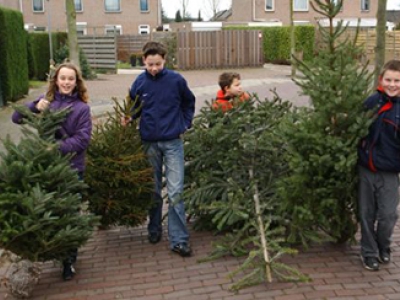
212, 90, 250, 112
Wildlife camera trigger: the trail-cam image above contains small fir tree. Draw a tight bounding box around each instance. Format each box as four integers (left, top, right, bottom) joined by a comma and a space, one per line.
84, 96, 154, 228
0, 105, 99, 263
184, 95, 308, 291
277, 0, 373, 245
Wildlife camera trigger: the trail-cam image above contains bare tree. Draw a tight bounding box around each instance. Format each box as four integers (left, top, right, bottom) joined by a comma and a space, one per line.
65, 0, 80, 69
204, 0, 221, 20
181, 0, 190, 21
374, 0, 387, 86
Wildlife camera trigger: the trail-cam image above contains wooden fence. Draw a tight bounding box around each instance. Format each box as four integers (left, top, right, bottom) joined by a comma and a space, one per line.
176, 30, 264, 70
78, 35, 117, 69
355, 30, 400, 63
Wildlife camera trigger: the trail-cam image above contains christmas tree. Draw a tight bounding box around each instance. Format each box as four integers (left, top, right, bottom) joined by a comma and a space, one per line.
0, 105, 99, 263
277, 0, 373, 245
84, 96, 153, 228
184, 95, 308, 291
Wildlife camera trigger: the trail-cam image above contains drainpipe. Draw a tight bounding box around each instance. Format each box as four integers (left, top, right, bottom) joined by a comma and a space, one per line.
252, 0, 266, 22
19, 0, 23, 12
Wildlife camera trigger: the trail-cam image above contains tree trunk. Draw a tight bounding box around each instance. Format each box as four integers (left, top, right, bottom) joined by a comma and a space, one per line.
65, 0, 80, 69
290, 0, 296, 78
249, 164, 272, 283
374, 0, 387, 86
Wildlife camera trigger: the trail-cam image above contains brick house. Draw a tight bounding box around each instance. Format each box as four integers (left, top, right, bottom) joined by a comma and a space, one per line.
227, 0, 377, 26
0, 0, 162, 35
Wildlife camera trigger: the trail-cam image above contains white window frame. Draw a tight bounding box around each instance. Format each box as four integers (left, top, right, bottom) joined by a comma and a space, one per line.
265, 0, 274, 11
75, 0, 83, 12
361, 0, 370, 11
76, 22, 87, 35
105, 25, 122, 35
104, 0, 121, 12
331, 0, 343, 11
293, 0, 308, 11
32, 0, 44, 12
140, 0, 149, 12
138, 24, 150, 35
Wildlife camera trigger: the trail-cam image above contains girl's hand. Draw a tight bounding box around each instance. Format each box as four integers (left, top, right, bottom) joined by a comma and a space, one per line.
36, 99, 50, 112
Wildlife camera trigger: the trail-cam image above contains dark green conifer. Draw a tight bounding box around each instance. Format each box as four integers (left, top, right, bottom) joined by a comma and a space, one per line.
85, 96, 153, 228
278, 0, 373, 245
0, 105, 98, 263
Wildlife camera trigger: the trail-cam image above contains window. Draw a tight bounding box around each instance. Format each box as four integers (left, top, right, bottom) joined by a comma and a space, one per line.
104, 0, 120, 12
76, 22, 87, 35
75, 0, 83, 12
265, 0, 274, 11
138, 24, 150, 35
293, 0, 308, 11
105, 25, 122, 35
361, 0, 370, 11
33, 0, 44, 12
331, 0, 343, 11
140, 0, 149, 12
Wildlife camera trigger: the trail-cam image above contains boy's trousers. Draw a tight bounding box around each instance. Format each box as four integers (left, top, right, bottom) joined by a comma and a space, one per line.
358, 165, 399, 258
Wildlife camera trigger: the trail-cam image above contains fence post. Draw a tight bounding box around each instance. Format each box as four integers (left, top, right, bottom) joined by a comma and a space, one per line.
0, 75, 3, 107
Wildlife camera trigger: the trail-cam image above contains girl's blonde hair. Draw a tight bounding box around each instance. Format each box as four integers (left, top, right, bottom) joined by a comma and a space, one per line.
46, 62, 89, 103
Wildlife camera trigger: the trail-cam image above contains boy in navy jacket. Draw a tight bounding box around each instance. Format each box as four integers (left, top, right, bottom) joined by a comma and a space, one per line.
358, 60, 400, 271
129, 42, 195, 257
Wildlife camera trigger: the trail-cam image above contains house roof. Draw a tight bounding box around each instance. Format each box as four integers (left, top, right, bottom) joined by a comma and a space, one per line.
210, 9, 232, 21
386, 10, 400, 24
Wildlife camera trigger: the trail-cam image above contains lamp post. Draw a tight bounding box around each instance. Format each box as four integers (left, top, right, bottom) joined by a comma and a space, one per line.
47, 0, 53, 61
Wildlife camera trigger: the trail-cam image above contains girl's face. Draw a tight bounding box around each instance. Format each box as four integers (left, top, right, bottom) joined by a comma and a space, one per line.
380, 69, 400, 97
56, 67, 77, 95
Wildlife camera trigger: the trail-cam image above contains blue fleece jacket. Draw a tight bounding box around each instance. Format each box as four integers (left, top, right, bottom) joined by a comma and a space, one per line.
358, 90, 400, 173
129, 68, 195, 141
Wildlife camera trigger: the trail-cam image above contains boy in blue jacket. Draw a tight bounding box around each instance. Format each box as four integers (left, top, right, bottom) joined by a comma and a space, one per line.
358, 60, 400, 271
129, 41, 195, 257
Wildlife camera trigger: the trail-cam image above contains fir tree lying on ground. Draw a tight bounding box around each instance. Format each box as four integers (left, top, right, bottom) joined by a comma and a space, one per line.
84, 96, 153, 228
0, 105, 98, 263
184, 95, 309, 291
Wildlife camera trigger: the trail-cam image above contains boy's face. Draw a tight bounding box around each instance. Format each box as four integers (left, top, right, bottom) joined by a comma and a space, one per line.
143, 54, 165, 77
380, 70, 400, 97
225, 78, 243, 97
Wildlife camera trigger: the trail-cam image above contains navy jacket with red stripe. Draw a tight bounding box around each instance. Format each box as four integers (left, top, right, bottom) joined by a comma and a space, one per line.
358, 89, 400, 173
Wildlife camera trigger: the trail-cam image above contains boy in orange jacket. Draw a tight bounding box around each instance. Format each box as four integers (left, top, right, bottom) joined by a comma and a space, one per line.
213, 72, 250, 112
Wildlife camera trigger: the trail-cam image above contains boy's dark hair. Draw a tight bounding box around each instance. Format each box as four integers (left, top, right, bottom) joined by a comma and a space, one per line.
380, 60, 400, 77
142, 41, 167, 59
218, 72, 241, 92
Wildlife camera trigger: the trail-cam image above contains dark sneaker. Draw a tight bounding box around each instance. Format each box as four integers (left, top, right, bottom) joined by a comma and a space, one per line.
148, 232, 162, 244
172, 244, 192, 257
379, 249, 391, 264
62, 263, 76, 281
361, 256, 379, 271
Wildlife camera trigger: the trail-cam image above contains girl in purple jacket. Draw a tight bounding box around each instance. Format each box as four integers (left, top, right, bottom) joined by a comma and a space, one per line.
12, 62, 92, 281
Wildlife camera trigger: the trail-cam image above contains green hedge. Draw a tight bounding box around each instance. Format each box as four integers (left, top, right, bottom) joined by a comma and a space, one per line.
263, 26, 315, 63
224, 25, 315, 64
29, 32, 68, 81
0, 7, 29, 105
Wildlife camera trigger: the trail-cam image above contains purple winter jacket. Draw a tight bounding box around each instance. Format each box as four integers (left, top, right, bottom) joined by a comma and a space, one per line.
12, 91, 92, 172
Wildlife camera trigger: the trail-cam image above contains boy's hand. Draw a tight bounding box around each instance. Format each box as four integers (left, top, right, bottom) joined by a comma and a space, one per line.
121, 116, 132, 127
36, 99, 50, 112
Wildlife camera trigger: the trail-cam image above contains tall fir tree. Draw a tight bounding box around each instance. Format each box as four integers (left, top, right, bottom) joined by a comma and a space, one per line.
84, 96, 153, 228
277, 0, 373, 245
0, 105, 98, 263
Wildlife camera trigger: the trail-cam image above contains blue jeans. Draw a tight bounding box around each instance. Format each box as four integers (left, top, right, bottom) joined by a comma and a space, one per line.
142, 139, 189, 248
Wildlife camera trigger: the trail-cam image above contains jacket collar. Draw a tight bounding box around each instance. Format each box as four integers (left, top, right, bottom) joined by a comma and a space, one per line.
55, 90, 79, 102
145, 68, 167, 80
